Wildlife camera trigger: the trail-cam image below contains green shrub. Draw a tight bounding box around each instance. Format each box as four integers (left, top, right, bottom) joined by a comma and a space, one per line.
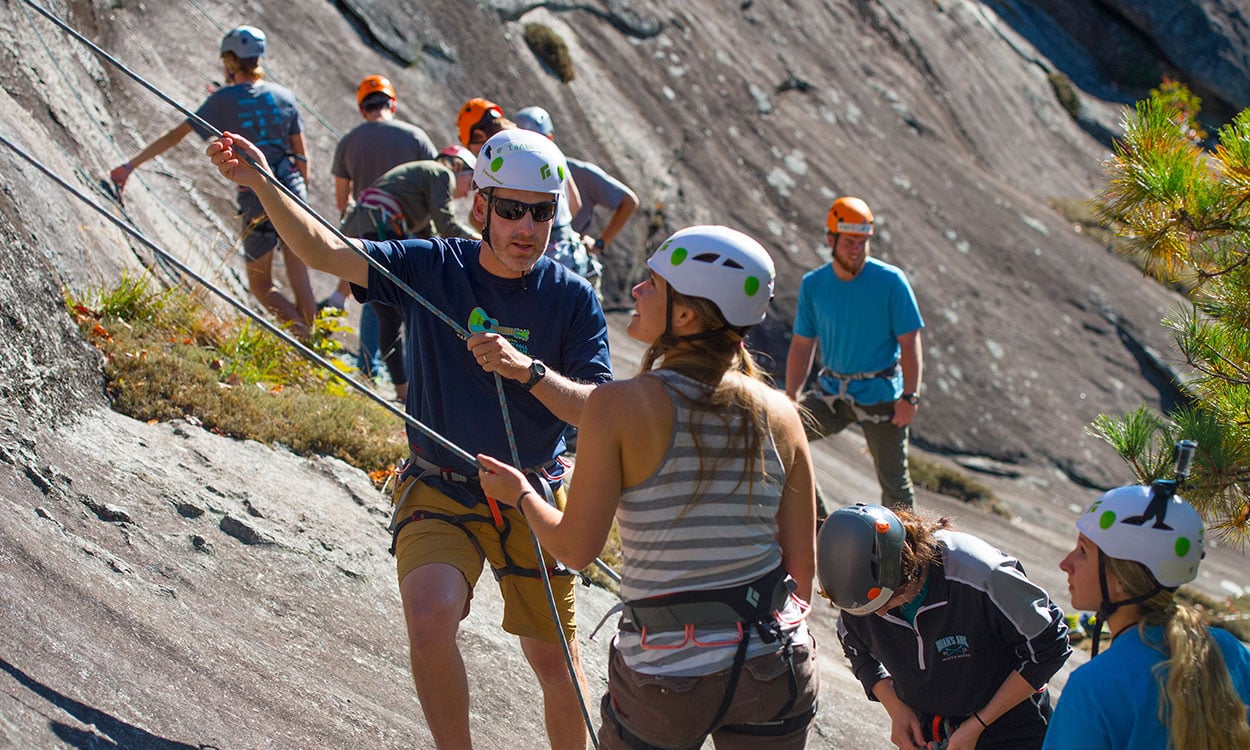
66, 277, 406, 476
908, 456, 1009, 517
523, 23, 575, 83
1048, 71, 1080, 120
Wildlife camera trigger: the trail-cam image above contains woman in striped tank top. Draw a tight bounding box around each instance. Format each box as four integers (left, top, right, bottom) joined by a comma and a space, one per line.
480, 225, 820, 749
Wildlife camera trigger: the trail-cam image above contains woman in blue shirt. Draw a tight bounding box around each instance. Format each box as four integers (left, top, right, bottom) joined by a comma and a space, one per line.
1044, 484, 1250, 750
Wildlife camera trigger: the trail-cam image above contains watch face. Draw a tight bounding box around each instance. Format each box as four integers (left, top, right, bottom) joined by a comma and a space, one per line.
525, 360, 547, 389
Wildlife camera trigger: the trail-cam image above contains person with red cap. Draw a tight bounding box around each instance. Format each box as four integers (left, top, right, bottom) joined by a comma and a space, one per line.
455, 96, 508, 156
339, 145, 480, 401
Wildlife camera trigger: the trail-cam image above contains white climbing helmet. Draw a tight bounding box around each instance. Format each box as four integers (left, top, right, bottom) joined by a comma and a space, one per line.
471, 128, 567, 195
646, 225, 775, 327
1076, 484, 1205, 588
221, 26, 266, 58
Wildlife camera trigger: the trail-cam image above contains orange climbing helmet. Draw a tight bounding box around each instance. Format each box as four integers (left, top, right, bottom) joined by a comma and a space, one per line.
826, 196, 874, 236
356, 75, 396, 107
457, 97, 503, 146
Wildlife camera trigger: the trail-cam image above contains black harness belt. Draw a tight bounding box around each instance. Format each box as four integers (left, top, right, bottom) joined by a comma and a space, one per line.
620, 565, 793, 633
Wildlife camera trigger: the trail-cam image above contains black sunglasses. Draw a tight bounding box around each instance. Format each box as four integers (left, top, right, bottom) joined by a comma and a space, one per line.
491, 195, 558, 223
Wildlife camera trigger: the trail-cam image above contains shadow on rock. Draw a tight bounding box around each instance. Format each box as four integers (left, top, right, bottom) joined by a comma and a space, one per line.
1, 658, 213, 750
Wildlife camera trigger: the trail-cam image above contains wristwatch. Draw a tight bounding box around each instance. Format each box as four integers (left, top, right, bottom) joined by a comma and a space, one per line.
901, 392, 920, 405
522, 359, 547, 391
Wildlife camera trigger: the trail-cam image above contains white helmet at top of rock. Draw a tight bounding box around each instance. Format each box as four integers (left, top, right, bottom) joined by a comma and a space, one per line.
514, 106, 554, 138
220, 26, 266, 58
471, 129, 567, 195
1076, 484, 1205, 588
646, 225, 775, 327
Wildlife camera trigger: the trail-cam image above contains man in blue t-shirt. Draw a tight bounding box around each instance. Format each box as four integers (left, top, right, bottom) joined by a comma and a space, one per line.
785, 196, 924, 511
110, 26, 314, 335
206, 127, 610, 750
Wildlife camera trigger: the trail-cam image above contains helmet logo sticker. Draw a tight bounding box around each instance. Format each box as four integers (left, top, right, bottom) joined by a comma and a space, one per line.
744, 276, 760, 296
1123, 487, 1175, 530
1098, 510, 1116, 529
1174, 537, 1191, 558
540, 163, 551, 181
670, 246, 688, 265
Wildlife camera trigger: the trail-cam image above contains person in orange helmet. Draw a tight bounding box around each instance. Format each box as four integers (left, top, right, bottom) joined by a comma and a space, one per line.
456, 96, 507, 156
322, 75, 438, 314
785, 196, 925, 513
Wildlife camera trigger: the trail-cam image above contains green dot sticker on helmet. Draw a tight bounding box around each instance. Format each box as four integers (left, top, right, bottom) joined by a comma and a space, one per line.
1099, 510, 1117, 529
670, 246, 688, 265
1175, 536, 1191, 558
490, 156, 504, 172
744, 276, 761, 297
558, 165, 566, 181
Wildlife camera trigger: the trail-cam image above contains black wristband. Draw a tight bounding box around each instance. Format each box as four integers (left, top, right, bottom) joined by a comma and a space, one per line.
514, 490, 534, 517
973, 711, 988, 729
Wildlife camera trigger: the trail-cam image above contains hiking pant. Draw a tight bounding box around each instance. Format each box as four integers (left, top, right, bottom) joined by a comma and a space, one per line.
799, 395, 915, 511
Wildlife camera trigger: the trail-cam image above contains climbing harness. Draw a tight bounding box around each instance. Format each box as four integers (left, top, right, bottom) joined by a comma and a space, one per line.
388, 451, 569, 553
387, 462, 579, 588
599, 567, 815, 748
814, 362, 898, 424
349, 187, 408, 239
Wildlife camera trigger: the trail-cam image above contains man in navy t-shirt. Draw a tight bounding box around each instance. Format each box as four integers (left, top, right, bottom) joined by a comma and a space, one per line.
206, 127, 609, 750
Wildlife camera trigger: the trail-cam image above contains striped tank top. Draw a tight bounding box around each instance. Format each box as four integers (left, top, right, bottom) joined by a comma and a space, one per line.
614, 369, 809, 677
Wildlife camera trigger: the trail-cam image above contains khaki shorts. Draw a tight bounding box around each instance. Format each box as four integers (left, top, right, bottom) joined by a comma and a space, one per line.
391, 476, 576, 643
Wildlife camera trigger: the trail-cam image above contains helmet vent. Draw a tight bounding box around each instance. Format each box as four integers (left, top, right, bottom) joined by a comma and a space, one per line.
690, 252, 744, 270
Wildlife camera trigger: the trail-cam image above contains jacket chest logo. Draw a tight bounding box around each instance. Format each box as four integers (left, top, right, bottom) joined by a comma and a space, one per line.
935, 634, 971, 661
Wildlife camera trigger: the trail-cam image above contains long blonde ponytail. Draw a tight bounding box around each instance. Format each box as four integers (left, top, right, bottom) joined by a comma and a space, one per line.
1106, 557, 1250, 750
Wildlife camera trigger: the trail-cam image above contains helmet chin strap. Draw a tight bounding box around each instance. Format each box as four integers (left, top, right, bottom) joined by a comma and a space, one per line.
482, 191, 496, 254
1088, 549, 1165, 657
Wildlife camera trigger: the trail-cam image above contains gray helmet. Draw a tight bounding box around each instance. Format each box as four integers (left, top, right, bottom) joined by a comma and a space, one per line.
515, 106, 554, 137
221, 26, 266, 58
817, 503, 905, 615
